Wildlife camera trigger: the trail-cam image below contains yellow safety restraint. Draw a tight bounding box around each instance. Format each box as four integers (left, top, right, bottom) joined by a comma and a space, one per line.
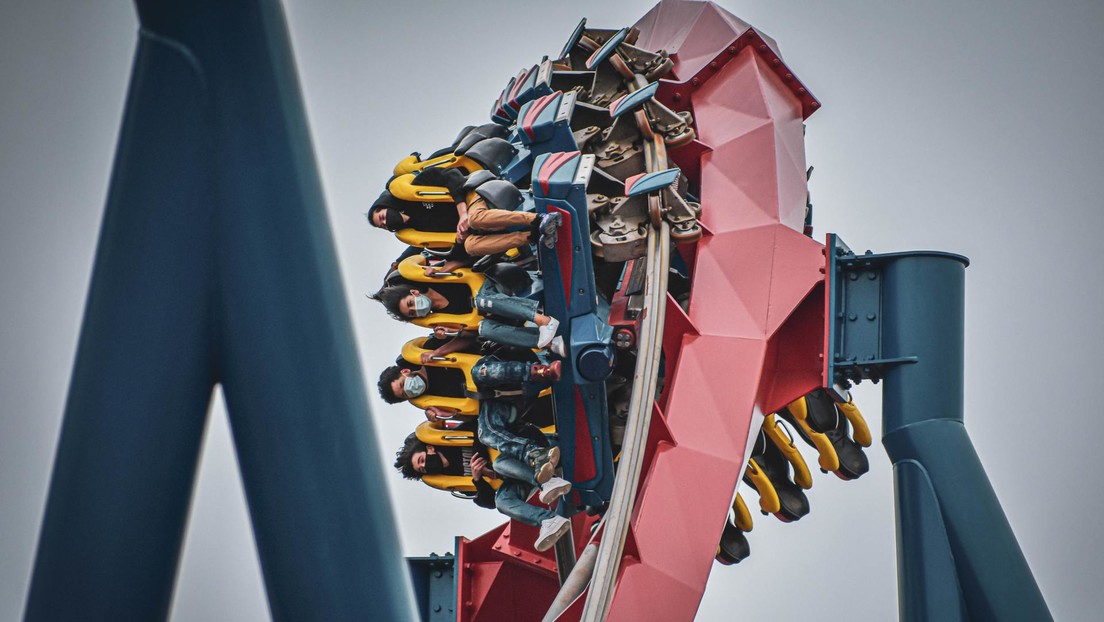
414, 421, 502, 495
414, 420, 557, 495
837, 395, 872, 447
388, 155, 481, 250
397, 254, 485, 331
762, 413, 813, 489
392, 152, 484, 178
783, 396, 841, 473
743, 458, 781, 515
732, 492, 753, 532
401, 336, 482, 417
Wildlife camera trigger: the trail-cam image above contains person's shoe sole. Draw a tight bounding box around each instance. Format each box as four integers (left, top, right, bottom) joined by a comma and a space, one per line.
534, 518, 572, 552
539, 479, 572, 504
535, 461, 554, 485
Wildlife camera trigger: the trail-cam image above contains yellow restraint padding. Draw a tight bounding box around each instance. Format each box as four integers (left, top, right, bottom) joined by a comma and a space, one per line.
785, 396, 840, 473
763, 413, 812, 490
402, 336, 482, 417
389, 154, 486, 202
732, 493, 753, 532
416, 421, 501, 494
397, 255, 485, 330
744, 458, 780, 514
393, 153, 484, 177
395, 228, 457, 251
837, 397, 872, 447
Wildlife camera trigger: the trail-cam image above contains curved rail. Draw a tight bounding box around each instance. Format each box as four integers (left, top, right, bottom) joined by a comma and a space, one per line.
577, 222, 670, 620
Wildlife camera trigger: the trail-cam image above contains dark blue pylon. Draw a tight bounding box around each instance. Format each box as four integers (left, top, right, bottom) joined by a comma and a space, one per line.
828, 235, 1051, 622
25, 1, 415, 620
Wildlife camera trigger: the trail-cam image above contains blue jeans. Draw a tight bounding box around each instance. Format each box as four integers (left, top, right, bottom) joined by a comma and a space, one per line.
477, 400, 541, 464
472, 356, 548, 397
478, 318, 540, 349
475, 282, 542, 349
492, 456, 555, 527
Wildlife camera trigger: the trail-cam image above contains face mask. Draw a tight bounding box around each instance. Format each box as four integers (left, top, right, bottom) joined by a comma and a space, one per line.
412, 294, 433, 318
423, 451, 444, 474
403, 373, 427, 398
384, 208, 404, 231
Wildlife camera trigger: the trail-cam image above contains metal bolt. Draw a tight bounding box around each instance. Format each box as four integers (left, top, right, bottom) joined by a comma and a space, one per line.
514, 551, 522, 557
849, 272, 858, 281
435, 571, 443, 578
691, 77, 700, 87
434, 605, 442, 613
811, 101, 820, 108
784, 73, 793, 81
848, 313, 857, 321
758, 44, 767, 51
798, 87, 806, 94
868, 272, 877, 280
710, 61, 718, 69
867, 313, 876, 320
772, 58, 781, 66
673, 93, 682, 101
728, 46, 737, 54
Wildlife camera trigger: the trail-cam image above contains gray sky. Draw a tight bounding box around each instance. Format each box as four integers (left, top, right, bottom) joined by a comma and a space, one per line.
2, 1, 1101, 620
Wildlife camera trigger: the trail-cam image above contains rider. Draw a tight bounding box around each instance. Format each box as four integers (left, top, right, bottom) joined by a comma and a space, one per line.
394, 425, 573, 552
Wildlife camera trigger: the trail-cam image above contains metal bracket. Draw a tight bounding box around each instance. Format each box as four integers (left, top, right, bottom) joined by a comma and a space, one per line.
824, 234, 970, 398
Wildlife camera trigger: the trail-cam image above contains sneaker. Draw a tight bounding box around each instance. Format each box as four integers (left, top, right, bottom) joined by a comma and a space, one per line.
534, 515, 572, 552
528, 446, 561, 484
537, 317, 560, 348
539, 477, 572, 504
529, 361, 562, 382
549, 335, 566, 357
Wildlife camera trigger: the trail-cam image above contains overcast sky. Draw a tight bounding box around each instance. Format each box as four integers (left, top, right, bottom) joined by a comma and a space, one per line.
2, 1, 1102, 620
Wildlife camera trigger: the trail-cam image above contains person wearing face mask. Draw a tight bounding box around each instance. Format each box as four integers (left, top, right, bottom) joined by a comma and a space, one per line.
393, 425, 573, 552
378, 340, 563, 483
375, 283, 565, 355
366, 184, 561, 257
376, 348, 562, 414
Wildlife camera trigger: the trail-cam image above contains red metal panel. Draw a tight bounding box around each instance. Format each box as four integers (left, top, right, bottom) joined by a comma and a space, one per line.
572, 389, 597, 481
761, 286, 824, 416
456, 3, 829, 619
687, 227, 781, 338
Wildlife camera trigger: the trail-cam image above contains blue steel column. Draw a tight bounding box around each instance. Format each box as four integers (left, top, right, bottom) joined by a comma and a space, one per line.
25, 1, 415, 620
880, 255, 1051, 621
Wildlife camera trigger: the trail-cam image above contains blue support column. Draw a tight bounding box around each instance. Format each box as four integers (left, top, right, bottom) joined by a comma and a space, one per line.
880, 255, 1051, 622
25, 1, 415, 620
827, 234, 1050, 622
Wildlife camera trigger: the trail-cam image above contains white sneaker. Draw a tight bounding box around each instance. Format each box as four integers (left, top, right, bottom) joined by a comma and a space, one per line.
549, 335, 566, 357
537, 317, 560, 348
534, 515, 571, 552
539, 477, 572, 504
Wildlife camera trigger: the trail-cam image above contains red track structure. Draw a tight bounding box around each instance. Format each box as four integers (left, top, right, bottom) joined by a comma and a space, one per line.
456, 2, 830, 619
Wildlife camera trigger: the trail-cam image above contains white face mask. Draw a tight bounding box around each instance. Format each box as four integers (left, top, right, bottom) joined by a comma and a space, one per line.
412, 294, 433, 318
403, 373, 427, 398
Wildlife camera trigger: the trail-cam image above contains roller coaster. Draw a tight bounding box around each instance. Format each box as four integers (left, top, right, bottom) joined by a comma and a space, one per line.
23, 1, 1053, 621
385, 3, 1053, 621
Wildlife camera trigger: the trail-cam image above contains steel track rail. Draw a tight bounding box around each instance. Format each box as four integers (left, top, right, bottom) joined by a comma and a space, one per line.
578, 221, 670, 621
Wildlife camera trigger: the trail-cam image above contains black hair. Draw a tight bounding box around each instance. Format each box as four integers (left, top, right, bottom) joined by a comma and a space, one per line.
375, 285, 413, 322
377, 365, 405, 404
394, 432, 427, 480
